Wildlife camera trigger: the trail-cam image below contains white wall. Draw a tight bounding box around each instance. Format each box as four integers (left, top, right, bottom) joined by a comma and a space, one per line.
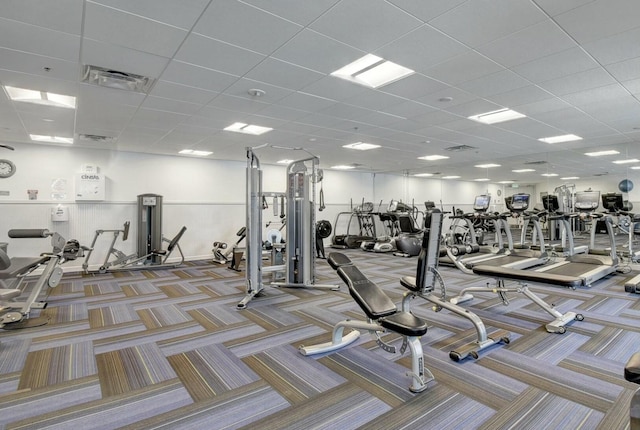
3, 141, 638, 271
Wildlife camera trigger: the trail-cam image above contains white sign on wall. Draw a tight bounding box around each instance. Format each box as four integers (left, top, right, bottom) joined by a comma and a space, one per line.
75, 173, 105, 201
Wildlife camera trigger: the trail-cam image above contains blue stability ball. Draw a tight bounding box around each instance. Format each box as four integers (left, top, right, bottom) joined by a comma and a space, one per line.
619, 179, 634, 193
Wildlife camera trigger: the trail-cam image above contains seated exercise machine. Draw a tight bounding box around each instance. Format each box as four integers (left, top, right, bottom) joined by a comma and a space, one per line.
238, 146, 338, 309
400, 208, 510, 361
331, 200, 378, 249
0, 229, 86, 328
625, 352, 640, 429
212, 226, 246, 266
83, 223, 187, 273
390, 200, 424, 258
299, 252, 434, 393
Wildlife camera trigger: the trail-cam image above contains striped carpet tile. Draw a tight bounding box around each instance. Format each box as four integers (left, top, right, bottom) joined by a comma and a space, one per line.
167, 343, 260, 401
96, 343, 177, 397
88, 304, 139, 328
19, 341, 96, 390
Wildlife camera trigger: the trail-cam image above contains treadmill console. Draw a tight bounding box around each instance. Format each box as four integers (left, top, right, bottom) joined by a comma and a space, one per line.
541, 194, 560, 212
575, 191, 600, 212
473, 195, 491, 212
601, 192, 624, 212
506, 193, 530, 212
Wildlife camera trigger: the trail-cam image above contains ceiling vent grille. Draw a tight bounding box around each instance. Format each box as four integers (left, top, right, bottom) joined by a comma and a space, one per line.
444, 144, 476, 152
593, 172, 609, 177
524, 160, 548, 165
82, 65, 155, 93
78, 133, 116, 143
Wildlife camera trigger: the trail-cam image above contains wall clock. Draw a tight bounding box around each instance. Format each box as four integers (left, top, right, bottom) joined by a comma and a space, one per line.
0, 159, 16, 178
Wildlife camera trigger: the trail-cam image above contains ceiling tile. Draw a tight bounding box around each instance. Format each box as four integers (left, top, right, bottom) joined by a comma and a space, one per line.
0, 17, 80, 62
206, 94, 269, 115
241, 0, 340, 26
342, 90, 405, 111
458, 70, 530, 98
84, 2, 188, 58
583, 27, 640, 65
477, 20, 576, 68
489, 85, 554, 108
245, 58, 324, 91
0, 48, 77, 82
221, 78, 295, 104
386, 0, 467, 22
140, 96, 203, 115
89, 0, 209, 29
160, 61, 239, 92
301, 76, 369, 102
375, 25, 468, 73
553, 0, 640, 44
150, 80, 218, 105
539, 68, 616, 96
423, 51, 504, 85
429, 0, 547, 47
194, 0, 302, 55
605, 57, 640, 82
0, 0, 83, 34
310, 0, 422, 52
532, 0, 597, 17
512, 47, 600, 83
174, 33, 265, 76
379, 74, 449, 100
278, 92, 337, 113
561, 83, 632, 107
272, 29, 363, 74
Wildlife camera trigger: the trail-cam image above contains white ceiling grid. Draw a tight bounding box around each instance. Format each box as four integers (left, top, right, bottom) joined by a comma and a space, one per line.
0, 0, 638, 183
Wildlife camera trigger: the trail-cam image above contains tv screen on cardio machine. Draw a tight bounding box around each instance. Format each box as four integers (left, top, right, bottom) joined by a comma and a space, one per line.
574, 191, 600, 211
507, 193, 529, 211
473, 195, 491, 211
601, 192, 624, 211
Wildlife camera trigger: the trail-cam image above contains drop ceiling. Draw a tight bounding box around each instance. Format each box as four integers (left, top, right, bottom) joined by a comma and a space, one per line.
1, 0, 639, 184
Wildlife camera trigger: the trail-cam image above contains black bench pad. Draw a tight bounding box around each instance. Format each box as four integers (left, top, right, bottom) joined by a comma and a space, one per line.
400, 276, 420, 292
328, 252, 352, 270
337, 265, 396, 319
625, 352, 640, 384
380, 312, 428, 337
472, 264, 584, 288
0, 257, 48, 279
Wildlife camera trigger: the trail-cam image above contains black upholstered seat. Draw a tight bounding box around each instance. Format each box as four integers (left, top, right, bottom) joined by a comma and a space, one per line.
380, 312, 428, 337
626, 352, 640, 385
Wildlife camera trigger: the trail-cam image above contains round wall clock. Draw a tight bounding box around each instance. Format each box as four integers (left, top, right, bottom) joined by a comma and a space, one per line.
0, 159, 16, 178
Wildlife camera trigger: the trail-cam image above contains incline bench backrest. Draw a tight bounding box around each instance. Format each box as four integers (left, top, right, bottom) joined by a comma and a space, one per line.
415, 209, 444, 291
167, 226, 187, 252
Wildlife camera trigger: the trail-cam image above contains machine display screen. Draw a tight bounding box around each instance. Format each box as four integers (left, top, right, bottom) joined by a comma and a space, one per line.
473, 195, 491, 211
508, 193, 529, 211
575, 191, 600, 211
601, 193, 624, 211
541, 194, 559, 212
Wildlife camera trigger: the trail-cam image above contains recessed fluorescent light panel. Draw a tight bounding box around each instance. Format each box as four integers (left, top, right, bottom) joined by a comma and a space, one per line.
613, 159, 640, 164
277, 159, 293, 164
418, 155, 449, 161
512, 169, 535, 173
541, 173, 559, 177
414, 173, 434, 177
342, 142, 381, 151
179, 149, 212, 156
585, 150, 620, 157
475, 163, 501, 168
331, 54, 414, 89
631, 166, 640, 170
538, 134, 582, 144
474, 178, 490, 182
30, 134, 73, 144
468, 108, 525, 124
4, 86, 76, 109
224, 122, 273, 135
331, 165, 355, 170
498, 181, 514, 184
442, 175, 461, 179
561, 177, 580, 180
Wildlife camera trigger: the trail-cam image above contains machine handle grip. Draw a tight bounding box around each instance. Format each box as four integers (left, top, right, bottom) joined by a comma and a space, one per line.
8, 229, 51, 238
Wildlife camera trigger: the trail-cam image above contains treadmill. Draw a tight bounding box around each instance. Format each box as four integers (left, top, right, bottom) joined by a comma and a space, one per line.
460, 193, 549, 272
474, 191, 618, 288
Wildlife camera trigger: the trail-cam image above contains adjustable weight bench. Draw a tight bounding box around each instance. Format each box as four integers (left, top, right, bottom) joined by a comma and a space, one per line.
299, 252, 434, 393
626, 352, 640, 429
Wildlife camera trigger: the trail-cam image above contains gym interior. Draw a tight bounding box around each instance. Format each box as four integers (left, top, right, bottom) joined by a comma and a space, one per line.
1, 1, 640, 429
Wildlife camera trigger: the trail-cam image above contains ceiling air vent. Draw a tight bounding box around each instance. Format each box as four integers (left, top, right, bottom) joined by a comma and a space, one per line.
78, 134, 116, 143
524, 160, 548, 165
444, 144, 476, 152
82, 65, 155, 93
593, 172, 609, 177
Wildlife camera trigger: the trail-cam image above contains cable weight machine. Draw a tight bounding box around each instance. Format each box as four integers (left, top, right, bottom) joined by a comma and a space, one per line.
238, 146, 338, 309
